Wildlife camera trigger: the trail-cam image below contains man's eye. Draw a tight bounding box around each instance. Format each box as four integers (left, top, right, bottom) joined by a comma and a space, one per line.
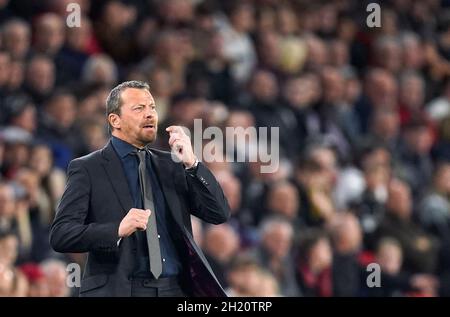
134, 106, 144, 111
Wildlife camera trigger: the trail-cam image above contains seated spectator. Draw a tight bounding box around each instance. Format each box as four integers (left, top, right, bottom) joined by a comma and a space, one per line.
2, 94, 37, 134
328, 212, 365, 296
202, 223, 240, 288
296, 229, 333, 297
266, 180, 303, 230
248, 216, 301, 296
32, 13, 65, 57
23, 55, 55, 106
225, 255, 265, 297
41, 259, 69, 297
294, 143, 338, 227
418, 162, 450, 243
375, 179, 440, 274
366, 237, 439, 297
28, 144, 66, 225
2, 18, 30, 60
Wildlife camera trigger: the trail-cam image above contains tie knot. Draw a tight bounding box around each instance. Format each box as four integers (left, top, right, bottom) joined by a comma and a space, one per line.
132, 148, 147, 162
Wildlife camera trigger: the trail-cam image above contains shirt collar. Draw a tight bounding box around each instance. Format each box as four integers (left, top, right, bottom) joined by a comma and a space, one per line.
111, 136, 140, 158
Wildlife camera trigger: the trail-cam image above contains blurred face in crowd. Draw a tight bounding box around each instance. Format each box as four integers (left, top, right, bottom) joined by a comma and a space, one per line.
170, 98, 205, 129
380, 10, 399, 36
83, 122, 107, 151
228, 264, 261, 296
250, 70, 278, 103
29, 145, 53, 178
204, 224, 239, 263
375, 39, 402, 74
345, 77, 362, 105
400, 74, 425, 109
216, 171, 241, 213
329, 40, 349, 67
0, 235, 18, 266
102, 0, 136, 31
305, 36, 329, 70
257, 272, 279, 297
10, 103, 37, 133
26, 56, 55, 94
330, 213, 362, 254
364, 164, 391, 197
8, 59, 25, 90
45, 93, 77, 129
262, 222, 293, 259
42, 263, 69, 297
3, 20, 30, 60
109, 88, 158, 148
363, 147, 391, 192
34, 13, 65, 55
66, 16, 92, 52
0, 52, 10, 86
318, 4, 338, 35
372, 109, 400, 141
160, 0, 194, 25
268, 182, 299, 220
310, 147, 338, 189
149, 67, 172, 98
434, 164, 450, 195
386, 179, 412, 219
284, 74, 321, 108
230, 3, 255, 33
257, 31, 281, 69
402, 36, 425, 70
16, 169, 40, 206
366, 69, 398, 108
3, 143, 29, 171
256, 7, 276, 34
226, 110, 255, 142
0, 184, 16, 219
321, 67, 345, 104
403, 125, 433, 155
83, 55, 118, 85
308, 237, 333, 273
277, 5, 298, 36
376, 240, 403, 275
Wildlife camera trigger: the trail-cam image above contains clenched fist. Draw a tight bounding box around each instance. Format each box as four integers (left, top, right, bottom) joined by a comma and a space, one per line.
118, 208, 151, 238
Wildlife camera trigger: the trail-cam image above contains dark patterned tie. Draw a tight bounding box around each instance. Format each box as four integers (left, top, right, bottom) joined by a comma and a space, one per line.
135, 149, 162, 279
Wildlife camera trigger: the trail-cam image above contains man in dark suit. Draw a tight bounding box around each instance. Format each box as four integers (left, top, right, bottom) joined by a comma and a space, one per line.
49, 81, 231, 297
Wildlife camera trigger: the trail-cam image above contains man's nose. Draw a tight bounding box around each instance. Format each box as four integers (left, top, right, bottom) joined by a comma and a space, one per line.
144, 107, 155, 117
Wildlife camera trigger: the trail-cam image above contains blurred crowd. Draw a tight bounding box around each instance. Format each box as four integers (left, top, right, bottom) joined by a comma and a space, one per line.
1, 0, 450, 297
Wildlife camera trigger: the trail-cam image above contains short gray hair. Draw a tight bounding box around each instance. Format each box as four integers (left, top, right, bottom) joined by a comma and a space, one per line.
106, 80, 150, 131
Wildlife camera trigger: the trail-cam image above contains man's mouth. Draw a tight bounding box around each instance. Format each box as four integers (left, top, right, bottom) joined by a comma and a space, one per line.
142, 124, 155, 129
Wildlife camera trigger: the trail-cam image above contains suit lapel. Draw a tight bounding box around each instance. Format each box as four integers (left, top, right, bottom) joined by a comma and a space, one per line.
101, 141, 134, 215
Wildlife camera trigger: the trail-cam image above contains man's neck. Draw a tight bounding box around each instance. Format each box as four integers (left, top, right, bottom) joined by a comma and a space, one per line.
112, 132, 146, 149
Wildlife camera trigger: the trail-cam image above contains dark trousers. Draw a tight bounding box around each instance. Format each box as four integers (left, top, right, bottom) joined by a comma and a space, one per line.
130, 276, 186, 297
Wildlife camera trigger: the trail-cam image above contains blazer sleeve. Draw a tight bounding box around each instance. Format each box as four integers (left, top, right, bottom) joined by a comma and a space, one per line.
185, 162, 231, 224
49, 159, 121, 254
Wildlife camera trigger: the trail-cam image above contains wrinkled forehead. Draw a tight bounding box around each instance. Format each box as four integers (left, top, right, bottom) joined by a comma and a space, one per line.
121, 88, 155, 105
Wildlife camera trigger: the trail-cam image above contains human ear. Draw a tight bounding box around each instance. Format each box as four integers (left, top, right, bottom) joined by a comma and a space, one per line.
109, 113, 121, 130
